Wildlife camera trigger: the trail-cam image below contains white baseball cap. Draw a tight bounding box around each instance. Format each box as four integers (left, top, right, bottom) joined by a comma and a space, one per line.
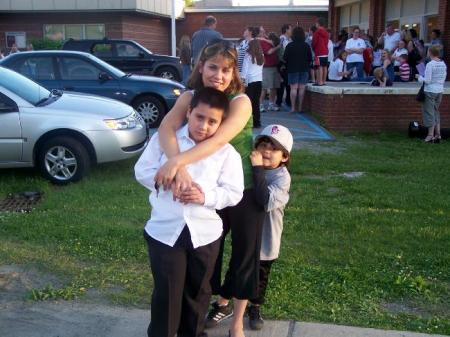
255, 124, 293, 153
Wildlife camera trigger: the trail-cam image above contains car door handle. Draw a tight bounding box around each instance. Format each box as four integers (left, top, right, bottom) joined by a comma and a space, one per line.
63, 86, 74, 91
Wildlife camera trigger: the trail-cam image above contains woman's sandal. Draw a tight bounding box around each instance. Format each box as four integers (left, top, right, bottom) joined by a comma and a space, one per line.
424, 136, 434, 143
434, 136, 442, 144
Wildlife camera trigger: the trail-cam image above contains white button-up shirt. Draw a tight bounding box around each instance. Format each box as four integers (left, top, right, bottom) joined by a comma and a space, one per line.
135, 125, 244, 248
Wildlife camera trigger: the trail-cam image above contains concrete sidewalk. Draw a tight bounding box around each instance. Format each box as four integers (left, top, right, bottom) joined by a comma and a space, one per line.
1, 301, 447, 337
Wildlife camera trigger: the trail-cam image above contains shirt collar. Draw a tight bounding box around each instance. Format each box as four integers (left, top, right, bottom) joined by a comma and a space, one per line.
177, 124, 196, 145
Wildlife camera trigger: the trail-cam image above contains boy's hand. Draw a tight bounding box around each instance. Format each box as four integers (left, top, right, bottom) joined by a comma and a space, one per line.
178, 182, 205, 205
250, 150, 263, 166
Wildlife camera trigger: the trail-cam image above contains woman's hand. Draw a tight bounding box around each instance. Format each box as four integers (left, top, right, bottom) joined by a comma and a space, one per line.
178, 182, 205, 205
171, 166, 193, 199
154, 157, 181, 190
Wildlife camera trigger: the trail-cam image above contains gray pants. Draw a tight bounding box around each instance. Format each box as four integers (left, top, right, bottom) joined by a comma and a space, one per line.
422, 92, 442, 127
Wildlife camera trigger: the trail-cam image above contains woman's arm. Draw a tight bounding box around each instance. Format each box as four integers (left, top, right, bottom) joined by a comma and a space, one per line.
155, 91, 193, 190
155, 94, 252, 190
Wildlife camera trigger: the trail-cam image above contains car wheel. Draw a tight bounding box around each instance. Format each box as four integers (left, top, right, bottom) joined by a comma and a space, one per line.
133, 95, 165, 128
38, 137, 90, 185
155, 66, 180, 82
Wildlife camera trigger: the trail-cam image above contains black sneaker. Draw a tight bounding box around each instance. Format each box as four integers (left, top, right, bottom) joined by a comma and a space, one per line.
248, 305, 264, 330
205, 301, 233, 329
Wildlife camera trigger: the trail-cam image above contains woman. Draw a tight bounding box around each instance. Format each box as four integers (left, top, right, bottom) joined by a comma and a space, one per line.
241, 39, 264, 128
381, 49, 395, 83
155, 40, 265, 337
178, 35, 192, 86
407, 40, 421, 80
418, 45, 447, 143
283, 26, 312, 113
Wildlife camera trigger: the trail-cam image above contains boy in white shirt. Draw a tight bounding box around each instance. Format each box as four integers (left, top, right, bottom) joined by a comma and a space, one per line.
135, 87, 244, 337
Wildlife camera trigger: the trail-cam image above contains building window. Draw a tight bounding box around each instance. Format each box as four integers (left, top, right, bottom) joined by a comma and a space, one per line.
43, 24, 105, 41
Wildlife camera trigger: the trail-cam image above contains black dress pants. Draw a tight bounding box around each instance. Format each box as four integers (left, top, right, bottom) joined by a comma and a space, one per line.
245, 81, 262, 127
145, 226, 220, 337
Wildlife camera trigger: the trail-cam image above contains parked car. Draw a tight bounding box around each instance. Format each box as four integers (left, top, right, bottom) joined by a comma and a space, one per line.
62, 38, 182, 82
0, 50, 184, 128
0, 66, 147, 185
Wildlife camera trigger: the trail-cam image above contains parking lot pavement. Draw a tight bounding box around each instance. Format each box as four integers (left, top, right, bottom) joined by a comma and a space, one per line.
256, 105, 334, 145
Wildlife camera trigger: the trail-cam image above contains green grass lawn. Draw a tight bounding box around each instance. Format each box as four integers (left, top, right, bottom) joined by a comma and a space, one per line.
1, 133, 449, 334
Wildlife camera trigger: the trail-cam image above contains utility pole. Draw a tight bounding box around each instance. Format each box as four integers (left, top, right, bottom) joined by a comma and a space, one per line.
171, 0, 176, 57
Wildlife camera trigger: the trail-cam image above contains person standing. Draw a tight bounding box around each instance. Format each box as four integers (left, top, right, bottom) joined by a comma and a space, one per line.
418, 45, 447, 143
191, 15, 223, 65
345, 27, 366, 81
241, 39, 264, 128
247, 124, 292, 331
276, 24, 293, 108
283, 27, 312, 113
378, 23, 401, 53
135, 87, 244, 337
178, 35, 192, 86
430, 29, 444, 59
237, 26, 258, 73
259, 29, 281, 112
312, 17, 329, 86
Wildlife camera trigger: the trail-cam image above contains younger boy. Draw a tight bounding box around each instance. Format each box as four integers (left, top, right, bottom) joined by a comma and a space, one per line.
135, 87, 244, 337
397, 54, 411, 82
247, 124, 293, 330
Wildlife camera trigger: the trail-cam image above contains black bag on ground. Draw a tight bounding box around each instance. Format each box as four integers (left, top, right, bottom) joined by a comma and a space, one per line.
416, 84, 425, 102
408, 121, 450, 139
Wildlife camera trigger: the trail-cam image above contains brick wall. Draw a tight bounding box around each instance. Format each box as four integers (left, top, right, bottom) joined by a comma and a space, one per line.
438, 0, 450, 79
328, 0, 340, 40
122, 14, 171, 55
303, 92, 450, 132
369, 0, 385, 39
177, 11, 324, 41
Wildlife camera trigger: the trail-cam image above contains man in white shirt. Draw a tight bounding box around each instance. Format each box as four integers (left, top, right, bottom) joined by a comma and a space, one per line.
135, 87, 244, 337
345, 27, 366, 80
378, 23, 401, 53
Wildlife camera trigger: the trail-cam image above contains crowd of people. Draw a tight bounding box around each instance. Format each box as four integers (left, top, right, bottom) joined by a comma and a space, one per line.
178, 16, 446, 129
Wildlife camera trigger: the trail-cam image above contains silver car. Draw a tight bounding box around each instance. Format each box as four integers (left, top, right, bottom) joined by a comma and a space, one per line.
0, 66, 147, 184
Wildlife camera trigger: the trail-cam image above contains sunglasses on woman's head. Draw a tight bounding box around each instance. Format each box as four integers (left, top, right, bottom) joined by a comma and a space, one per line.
206, 39, 235, 51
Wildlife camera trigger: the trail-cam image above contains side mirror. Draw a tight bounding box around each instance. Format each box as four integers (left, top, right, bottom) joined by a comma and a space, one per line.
139, 51, 145, 58
99, 72, 111, 82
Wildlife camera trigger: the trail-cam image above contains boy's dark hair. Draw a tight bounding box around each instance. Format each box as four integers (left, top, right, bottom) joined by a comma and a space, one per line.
190, 87, 230, 118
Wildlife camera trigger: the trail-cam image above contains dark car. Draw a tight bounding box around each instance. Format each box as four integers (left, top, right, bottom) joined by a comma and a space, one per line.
0, 51, 184, 128
62, 38, 182, 82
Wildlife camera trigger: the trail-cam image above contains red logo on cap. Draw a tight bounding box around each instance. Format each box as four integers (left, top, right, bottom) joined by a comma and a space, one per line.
271, 126, 280, 134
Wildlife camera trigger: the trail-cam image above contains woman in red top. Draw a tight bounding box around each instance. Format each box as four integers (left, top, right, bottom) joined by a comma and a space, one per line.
259, 28, 281, 111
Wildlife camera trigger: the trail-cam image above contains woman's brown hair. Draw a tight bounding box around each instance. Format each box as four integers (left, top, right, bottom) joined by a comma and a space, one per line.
188, 40, 244, 96
247, 39, 264, 66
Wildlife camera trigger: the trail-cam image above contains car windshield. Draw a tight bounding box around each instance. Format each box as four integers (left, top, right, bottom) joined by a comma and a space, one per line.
0, 66, 50, 105
132, 41, 153, 55
87, 54, 126, 77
